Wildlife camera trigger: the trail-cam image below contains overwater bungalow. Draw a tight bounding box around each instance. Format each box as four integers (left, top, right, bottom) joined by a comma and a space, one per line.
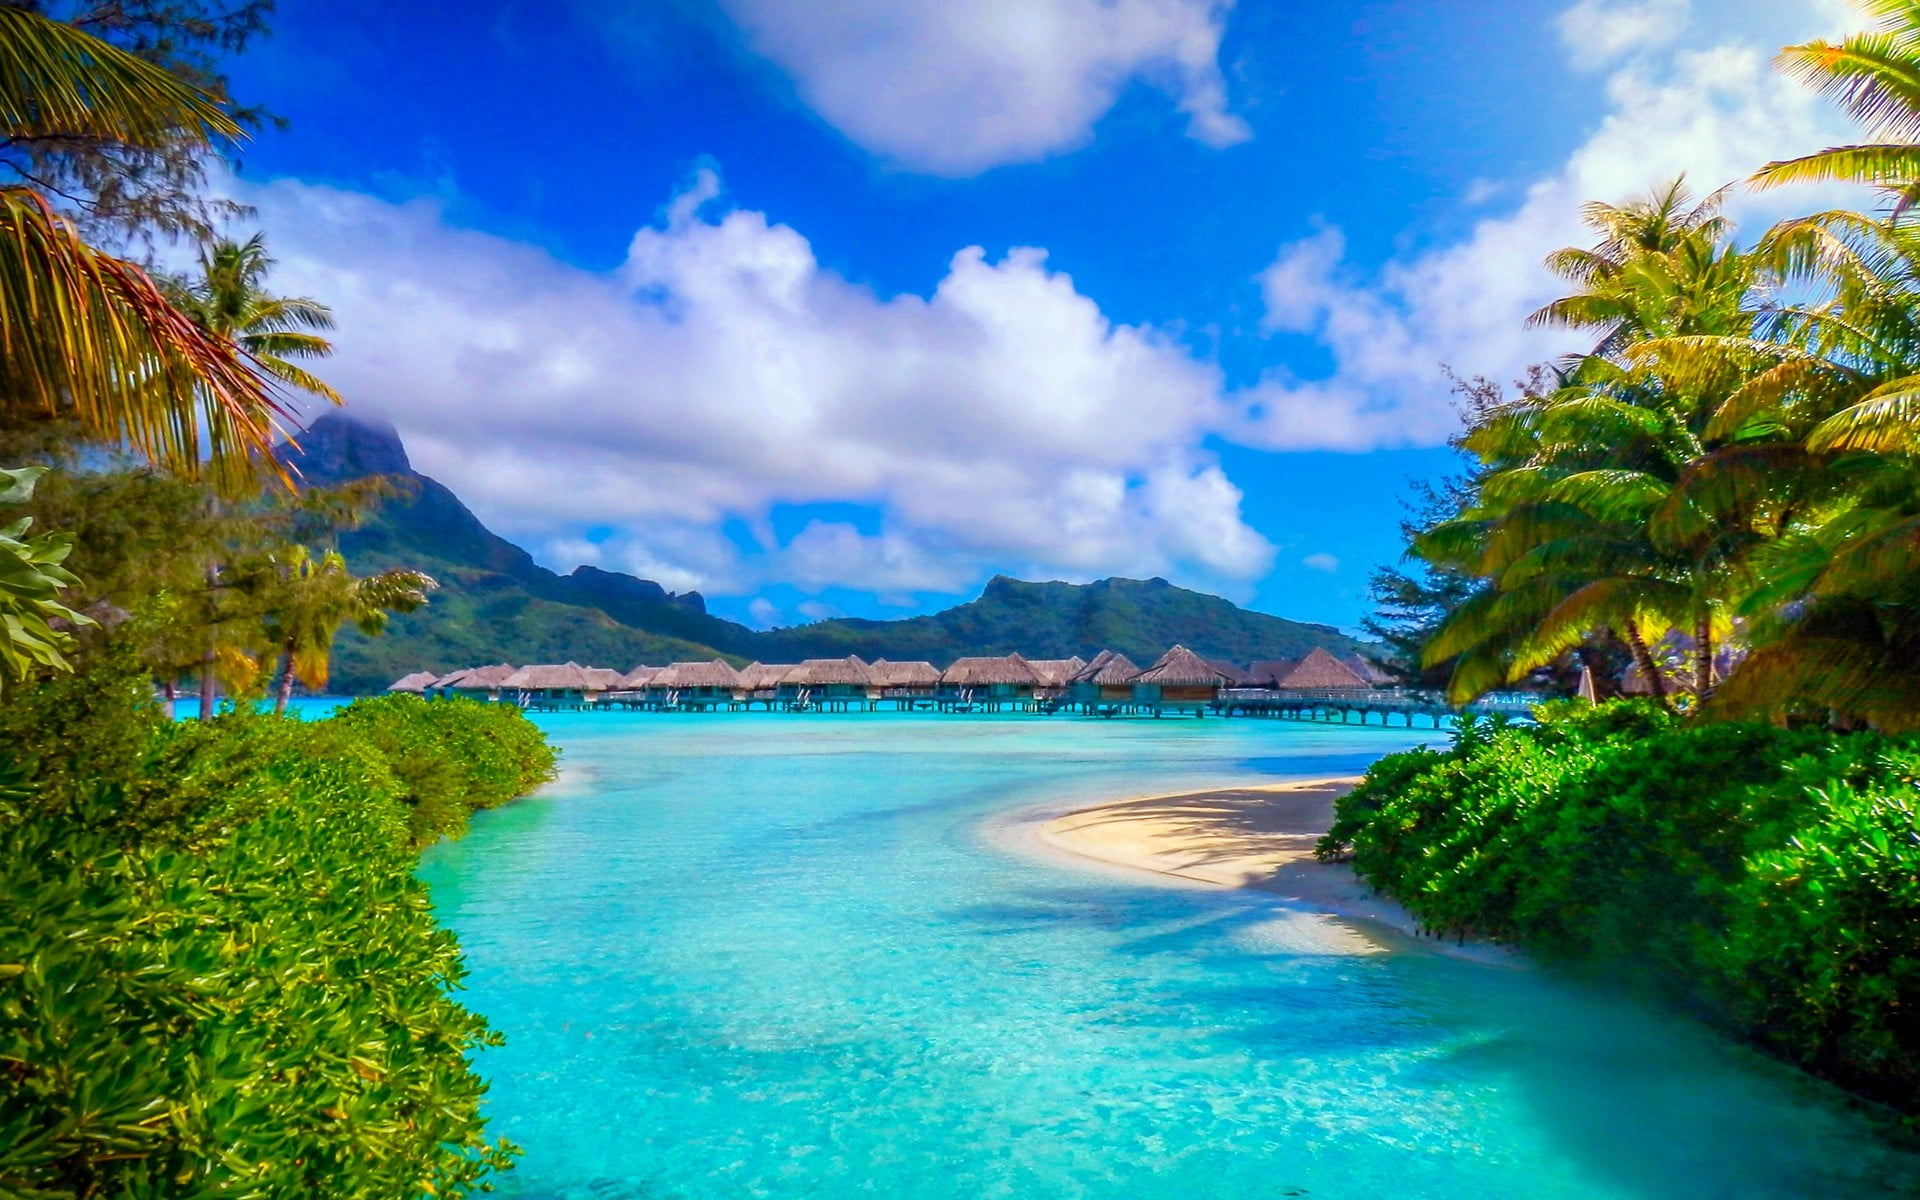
388, 670, 438, 693
651, 659, 742, 710
1067, 650, 1142, 711
1026, 657, 1087, 702
583, 667, 625, 702
1344, 654, 1395, 687
869, 659, 941, 707
1247, 659, 1297, 688
1276, 647, 1371, 690
939, 654, 1043, 711
438, 663, 517, 701
734, 662, 794, 708
501, 662, 599, 708
1133, 645, 1235, 715
779, 657, 876, 711
1207, 658, 1254, 687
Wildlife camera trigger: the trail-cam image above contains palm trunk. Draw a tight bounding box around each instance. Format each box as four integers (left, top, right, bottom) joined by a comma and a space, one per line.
198, 645, 217, 718
1624, 624, 1668, 703
1693, 616, 1714, 703
197, 554, 219, 718
274, 640, 297, 715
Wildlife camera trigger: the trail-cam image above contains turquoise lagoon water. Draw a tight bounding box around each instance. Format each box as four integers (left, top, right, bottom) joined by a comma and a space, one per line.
418, 712, 1920, 1199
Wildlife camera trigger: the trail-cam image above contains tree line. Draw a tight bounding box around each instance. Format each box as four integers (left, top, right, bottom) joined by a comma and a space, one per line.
1370, 6, 1920, 732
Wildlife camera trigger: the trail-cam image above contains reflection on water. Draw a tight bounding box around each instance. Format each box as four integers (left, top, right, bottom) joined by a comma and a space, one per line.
418, 712, 1920, 1199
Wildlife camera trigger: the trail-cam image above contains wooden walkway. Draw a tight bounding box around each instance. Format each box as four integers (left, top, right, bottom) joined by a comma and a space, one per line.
1218, 688, 1535, 728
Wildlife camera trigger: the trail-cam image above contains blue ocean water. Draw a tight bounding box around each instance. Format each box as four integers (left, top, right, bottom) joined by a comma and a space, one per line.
418, 712, 1920, 1199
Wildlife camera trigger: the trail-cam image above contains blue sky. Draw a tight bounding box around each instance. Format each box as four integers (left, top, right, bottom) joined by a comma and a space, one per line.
222, 0, 1855, 632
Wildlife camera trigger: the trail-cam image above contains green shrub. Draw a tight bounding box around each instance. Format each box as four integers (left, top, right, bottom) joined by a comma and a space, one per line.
329, 694, 557, 845
1319, 702, 1920, 1115
0, 683, 556, 1196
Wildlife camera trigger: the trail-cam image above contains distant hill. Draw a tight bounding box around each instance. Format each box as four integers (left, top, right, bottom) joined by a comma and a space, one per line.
289, 415, 1371, 692
762, 575, 1367, 667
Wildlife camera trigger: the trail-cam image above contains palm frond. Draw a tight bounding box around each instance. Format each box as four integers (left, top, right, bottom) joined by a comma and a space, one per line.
0, 189, 291, 489
0, 5, 240, 146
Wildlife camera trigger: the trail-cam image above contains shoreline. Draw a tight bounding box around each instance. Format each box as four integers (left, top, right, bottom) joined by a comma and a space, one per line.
1016, 777, 1515, 965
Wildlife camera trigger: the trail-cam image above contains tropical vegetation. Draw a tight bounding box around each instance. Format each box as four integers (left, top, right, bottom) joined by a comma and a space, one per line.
1319, 704, 1920, 1118
0, 7, 557, 1196
1328, 0, 1920, 1123
0, 671, 555, 1196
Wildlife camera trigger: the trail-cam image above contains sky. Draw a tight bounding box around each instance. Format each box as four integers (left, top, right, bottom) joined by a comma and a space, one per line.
219, 0, 1862, 633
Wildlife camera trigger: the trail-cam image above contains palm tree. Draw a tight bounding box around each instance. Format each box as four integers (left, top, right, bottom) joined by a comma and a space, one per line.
0, 6, 291, 485
1752, 1, 1920, 202
263, 547, 433, 713
180, 234, 343, 404
1419, 183, 1763, 703
176, 233, 341, 716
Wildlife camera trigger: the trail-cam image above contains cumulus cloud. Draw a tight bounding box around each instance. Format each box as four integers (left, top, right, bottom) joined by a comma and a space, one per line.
1557, 0, 1690, 66
746, 597, 783, 628
1238, 0, 1865, 452
246, 168, 1273, 601
713, 0, 1248, 174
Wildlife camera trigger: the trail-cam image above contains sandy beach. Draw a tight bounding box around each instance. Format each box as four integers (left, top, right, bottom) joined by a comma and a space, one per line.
1035, 778, 1512, 962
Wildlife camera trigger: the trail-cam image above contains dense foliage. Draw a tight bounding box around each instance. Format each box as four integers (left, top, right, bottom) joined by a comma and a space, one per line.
0, 681, 556, 1197
1319, 703, 1920, 1115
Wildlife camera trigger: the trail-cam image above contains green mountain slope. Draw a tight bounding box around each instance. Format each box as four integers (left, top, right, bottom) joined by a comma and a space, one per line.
291, 415, 1370, 691
763, 575, 1366, 666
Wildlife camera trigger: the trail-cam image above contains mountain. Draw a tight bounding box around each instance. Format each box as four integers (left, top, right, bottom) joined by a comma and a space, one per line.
761, 575, 1367, 667
282, 416, 752, 692
287, 415, 1371, 691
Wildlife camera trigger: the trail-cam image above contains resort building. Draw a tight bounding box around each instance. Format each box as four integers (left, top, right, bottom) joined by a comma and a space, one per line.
939, 654, 1044, 710
650, 659, 743, 709
1132, 645, 1235, 715
869, 660, 941, 706
1246, 659, 1297, 688
1067, 650, 1142, 710
501, 662, 600, 708
1276, 647, 1371, 691
1026, 657, 1088, 701
779, 658, 877, 710
1206, 658, 1255, 688
387, 670, 438, 693
734, 662, 794, 707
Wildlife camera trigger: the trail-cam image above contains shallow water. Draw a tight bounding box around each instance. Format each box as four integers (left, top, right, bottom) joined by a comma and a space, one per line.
418, 712, 1920, 1199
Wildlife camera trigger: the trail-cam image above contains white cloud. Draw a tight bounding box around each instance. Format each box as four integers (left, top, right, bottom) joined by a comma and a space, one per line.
1302, 552, 1339, 573
246, 168, 1273, 601
713, 0, 1248, 174
1557, 0, 1690, 66
746, 597, 783, 628
1239, 0, 1866, 452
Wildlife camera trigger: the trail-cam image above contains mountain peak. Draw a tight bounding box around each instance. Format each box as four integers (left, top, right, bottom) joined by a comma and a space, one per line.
282, 411, 412, 483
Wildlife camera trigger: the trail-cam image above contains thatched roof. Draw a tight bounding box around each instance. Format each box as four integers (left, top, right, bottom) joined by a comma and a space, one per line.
619, 665, 660, 688
1026, 657, 1087, 687
783, 657, 873, 686
653, 659, 742, 689
941, 654, 1041, 686
1278, 648, 1370, 690
431, 667, 472, 688
1345, 654, 1395, 686
388, 671, 438, 692
869, 659, 940, 687
1247, 659, 1297, 687
1135, 645, 1234, 687
735, 662, 793, 690
1071, 649, 1141, 685
1207, 658, 1254, 686
501, 662, 597, 691
584, 667, 625, 690
460, 663, 521, 689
